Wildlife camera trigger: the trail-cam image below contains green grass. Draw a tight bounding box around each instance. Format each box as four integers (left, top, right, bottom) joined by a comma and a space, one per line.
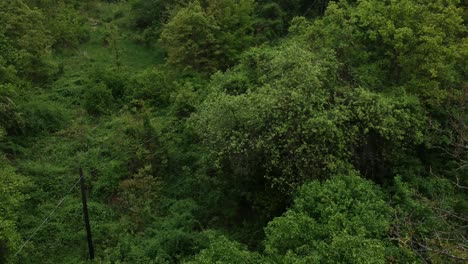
75, 28, 165, 71
56, 4, 165, 74
49, 1, 165, 107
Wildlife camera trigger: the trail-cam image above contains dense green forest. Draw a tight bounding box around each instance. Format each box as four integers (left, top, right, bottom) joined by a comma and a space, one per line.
0, 0, 467, 263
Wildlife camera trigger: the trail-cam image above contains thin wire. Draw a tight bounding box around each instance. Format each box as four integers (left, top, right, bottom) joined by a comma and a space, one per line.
14, 178, 81, 257
83, 136, 156, 177
14, 135, 156, 258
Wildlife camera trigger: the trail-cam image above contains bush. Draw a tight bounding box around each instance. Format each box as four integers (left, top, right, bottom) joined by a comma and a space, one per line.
264, 173, 392, 263
88, 67, 130, 101
47, 3, 90, 48
83, 82, 114, 116
0, 84, 23, 136
131, 67, 174, 108
20, 99, 70, 135
186, 231, 266, 264
159, 0, 256, 74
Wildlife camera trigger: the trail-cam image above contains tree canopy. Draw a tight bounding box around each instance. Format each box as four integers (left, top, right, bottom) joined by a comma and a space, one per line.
1, 0, 466, 263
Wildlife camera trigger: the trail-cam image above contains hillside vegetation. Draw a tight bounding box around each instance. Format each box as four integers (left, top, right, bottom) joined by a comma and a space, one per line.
0, 0, 467, 263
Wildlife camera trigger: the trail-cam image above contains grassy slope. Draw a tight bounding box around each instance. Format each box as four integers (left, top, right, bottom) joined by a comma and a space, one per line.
16, 2, 165, 262
51, 2, 164, 105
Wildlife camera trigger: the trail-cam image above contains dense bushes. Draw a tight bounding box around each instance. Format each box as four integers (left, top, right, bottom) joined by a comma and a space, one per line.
46, 3, 90, 48
83, 82, 114, 116
192, 40, 425, 212
1, 0, 466, 263
0, 157, 28, 263
131, 67, 175, 107
0, 0, 56, 84
159, 0, 256, 73
0, 84, 23, 137
20, 99, 70, 134
131, 0, 177, 29
263, 173, 392, 263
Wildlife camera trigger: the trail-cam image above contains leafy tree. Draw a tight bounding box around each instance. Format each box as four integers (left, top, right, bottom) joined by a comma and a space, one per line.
102, 199, 207, 263
87, 67, 130, 101
390, 176, 468, 262
131, 0, 178, 29
159, 0, 256, 73
186, 231, 265, 264
0, 0, 57, 84
255, 2, 287, 40
24, 0, 90, 48
159, 1, 219, 73
192, 39, 425, 216
303, 0, 466, 105
131, 67, 175, 108
117, 165, 161, 231
45, 3, 90, 48
256, 0, 333, 23
263, 173, 394, 263
2, 0, 465, 263
83, 82, 114, 116
0, 32, 20, 84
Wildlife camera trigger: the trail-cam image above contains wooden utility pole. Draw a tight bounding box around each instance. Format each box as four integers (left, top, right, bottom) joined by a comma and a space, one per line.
79, 167, 95, 260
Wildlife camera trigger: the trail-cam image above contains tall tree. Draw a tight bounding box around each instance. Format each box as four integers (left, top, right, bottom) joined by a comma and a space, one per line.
0, 0, 56, 84
160, 0, 256, 74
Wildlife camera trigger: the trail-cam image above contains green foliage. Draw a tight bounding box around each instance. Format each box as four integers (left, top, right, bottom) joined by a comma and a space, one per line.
0, 84, 23, 138
159, 0, 256, 73
193, 40, 425, 200
131, 67, 175, 107
79, 109, 164, 197
83, 82, 114, 116
131, 0, 178, 29
186, 231, 266, 264
389, 176, 468, 262
2, 1, 466, 263
264, 173, 391, 263
255, 2, 287, 40
169, 78, 205, 119
46, 3, 90, 48
24, 0, 90, 48
20, 99, 70, 135
270, 0, 331, 18
103, 199, 207, 263
0, 157, 28, 263
159, 2, 218, 73
117, 165, 162, 231
304, 0, 466, 104
0, 0, 57, 84
87, 67, 131, 101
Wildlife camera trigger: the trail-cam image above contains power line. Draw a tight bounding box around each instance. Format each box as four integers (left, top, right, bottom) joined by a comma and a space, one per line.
14, 178, 81, 258
14, 135, 156, 258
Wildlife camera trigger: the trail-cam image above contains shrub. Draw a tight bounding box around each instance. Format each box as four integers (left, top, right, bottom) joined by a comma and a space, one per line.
83, 82, 114, 116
